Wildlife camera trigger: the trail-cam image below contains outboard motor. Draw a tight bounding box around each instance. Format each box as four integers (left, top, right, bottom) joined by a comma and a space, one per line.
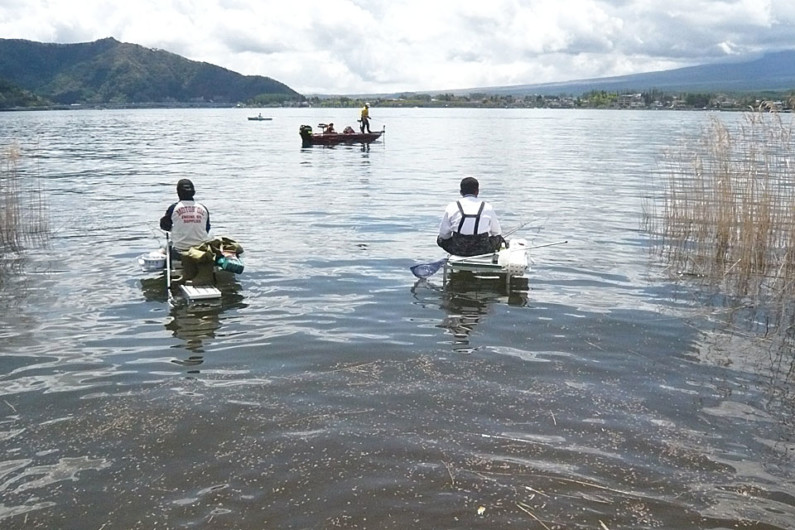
299, 125, 313, 147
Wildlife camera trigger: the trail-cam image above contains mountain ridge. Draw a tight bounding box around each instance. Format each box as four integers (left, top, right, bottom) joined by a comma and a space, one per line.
438, 50, 795, 97
0, 37, 301, 107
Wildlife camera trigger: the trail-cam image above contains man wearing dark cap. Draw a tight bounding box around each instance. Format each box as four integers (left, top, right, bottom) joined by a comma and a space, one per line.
159, 179, 211, 259
437, 176, 505, 256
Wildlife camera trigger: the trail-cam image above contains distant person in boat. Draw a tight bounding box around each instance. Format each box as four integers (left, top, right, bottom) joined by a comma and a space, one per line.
437, 176, 506, 257
325, 123, 335, 133
159, 178, 211, 260
359, 102, 371, 133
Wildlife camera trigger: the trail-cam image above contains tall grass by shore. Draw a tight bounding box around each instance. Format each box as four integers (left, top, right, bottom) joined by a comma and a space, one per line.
645, 108, 795, 342
1, 143, 48, 254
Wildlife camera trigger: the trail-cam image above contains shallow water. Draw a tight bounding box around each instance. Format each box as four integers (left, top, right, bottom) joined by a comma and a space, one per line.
1, 107, 793, 528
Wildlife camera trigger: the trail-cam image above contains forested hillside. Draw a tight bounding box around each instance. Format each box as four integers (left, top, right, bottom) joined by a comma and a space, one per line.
0, 37, 302, 108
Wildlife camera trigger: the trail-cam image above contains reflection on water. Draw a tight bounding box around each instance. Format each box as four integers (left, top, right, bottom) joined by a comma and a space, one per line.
166, 304, 222, 359
413, 270, 529, 352
0, 255, 29, 307
140, 272, 246, 358
139, 273, 169, 304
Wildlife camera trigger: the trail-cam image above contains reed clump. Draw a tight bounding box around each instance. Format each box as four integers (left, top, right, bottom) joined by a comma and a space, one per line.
648, 110, 795, 306
0, 143, 48, 254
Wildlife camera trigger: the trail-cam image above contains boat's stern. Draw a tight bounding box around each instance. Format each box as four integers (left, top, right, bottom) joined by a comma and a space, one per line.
299, 124, 313, 147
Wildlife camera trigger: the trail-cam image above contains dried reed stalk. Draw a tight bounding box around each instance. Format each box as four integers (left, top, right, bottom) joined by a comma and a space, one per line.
648, 111, 795, 307
0, 143, 48, 253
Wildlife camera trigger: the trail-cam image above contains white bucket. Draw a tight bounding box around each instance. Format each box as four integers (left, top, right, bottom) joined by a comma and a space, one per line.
138, 251, 166, 271
498, 238, 529, 276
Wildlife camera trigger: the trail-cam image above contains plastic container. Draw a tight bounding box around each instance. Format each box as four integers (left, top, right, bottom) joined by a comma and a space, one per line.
138, 251, 166, 271
216, 255, 244, 274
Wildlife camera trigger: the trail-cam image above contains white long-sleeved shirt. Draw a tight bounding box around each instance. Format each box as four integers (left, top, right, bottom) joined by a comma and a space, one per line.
167, 200, 211, 251
438, 195, 502, 239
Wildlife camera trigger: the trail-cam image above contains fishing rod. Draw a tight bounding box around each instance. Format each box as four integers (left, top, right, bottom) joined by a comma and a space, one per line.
529, 240, 568, 249
503, 218, 538, 238
410, 238, 568, 279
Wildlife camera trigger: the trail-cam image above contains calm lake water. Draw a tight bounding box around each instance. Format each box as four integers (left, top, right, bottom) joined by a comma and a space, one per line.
1, 107, 793, 529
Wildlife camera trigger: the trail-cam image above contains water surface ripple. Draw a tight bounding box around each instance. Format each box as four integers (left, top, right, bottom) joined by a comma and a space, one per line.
1, 108, 793, 528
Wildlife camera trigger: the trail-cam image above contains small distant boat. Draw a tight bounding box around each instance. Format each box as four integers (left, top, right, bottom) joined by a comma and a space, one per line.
299, 124, 384, 147
248, 114, 272, 121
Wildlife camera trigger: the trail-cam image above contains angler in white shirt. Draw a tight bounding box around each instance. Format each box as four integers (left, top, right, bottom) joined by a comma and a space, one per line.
437, 176, 506, 257
159, 179, 211, 260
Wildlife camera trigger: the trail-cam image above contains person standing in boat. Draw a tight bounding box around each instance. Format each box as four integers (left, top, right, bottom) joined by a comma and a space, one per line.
359, 102, 371, 133
159, 178, 211, 260
437, 176, 506, 257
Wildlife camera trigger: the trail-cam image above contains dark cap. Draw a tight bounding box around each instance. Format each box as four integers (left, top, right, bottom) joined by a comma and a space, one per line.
176, 179, 195, 200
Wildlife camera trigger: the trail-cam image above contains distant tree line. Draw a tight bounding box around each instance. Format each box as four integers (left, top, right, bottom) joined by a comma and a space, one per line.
0, 79, 49, 108
306, 90, 795, 111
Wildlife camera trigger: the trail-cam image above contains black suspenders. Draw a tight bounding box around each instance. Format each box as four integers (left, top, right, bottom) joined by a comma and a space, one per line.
456, 200, 486, 234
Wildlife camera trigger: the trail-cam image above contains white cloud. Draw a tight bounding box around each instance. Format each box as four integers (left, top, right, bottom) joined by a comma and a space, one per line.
1, 0, 794, 94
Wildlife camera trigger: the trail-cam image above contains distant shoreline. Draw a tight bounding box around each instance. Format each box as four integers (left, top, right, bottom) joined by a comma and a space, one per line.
1, 103, 787, 113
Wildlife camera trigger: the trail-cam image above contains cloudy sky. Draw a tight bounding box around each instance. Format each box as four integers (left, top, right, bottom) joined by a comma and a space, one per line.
2, 0, 794, 95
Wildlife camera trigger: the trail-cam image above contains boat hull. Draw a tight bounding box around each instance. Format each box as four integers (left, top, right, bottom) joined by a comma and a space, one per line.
300, 124, 383, 147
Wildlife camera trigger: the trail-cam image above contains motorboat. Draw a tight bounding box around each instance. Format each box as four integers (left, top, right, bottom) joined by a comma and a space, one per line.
299, 123, 384, 147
